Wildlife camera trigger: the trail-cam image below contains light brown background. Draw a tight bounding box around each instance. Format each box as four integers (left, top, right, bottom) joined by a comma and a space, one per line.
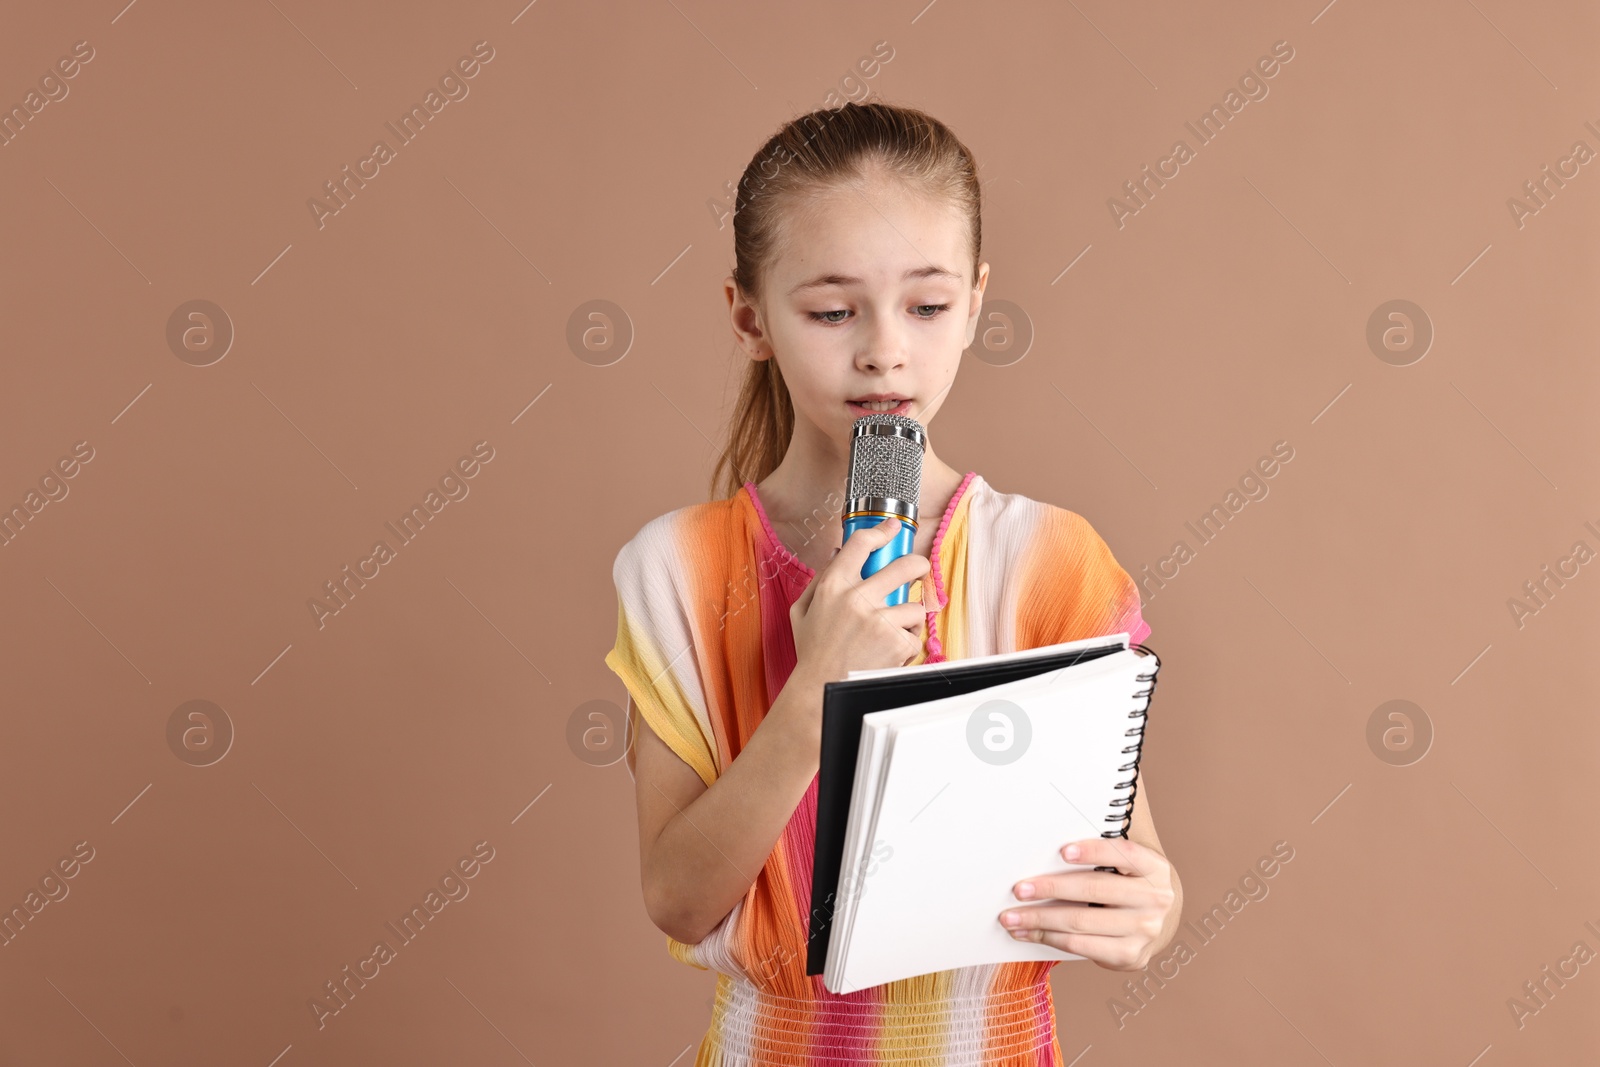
1, 1, 1595, 1064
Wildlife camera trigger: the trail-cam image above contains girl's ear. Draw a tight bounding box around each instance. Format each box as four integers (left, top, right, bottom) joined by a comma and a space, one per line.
726, 276, 773, 361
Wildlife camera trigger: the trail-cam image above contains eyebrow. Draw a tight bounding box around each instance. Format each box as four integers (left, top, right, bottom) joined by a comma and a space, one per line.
786, 265, 964, 296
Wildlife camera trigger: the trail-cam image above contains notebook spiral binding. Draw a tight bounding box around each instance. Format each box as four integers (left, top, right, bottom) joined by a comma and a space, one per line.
1092, 643, 1160, 878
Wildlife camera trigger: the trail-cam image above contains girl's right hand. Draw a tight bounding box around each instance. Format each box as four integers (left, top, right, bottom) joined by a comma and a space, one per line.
789, 516, 933, 685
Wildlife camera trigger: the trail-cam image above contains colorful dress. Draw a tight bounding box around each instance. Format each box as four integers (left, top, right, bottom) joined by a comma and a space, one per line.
604, 472, 1151, 1066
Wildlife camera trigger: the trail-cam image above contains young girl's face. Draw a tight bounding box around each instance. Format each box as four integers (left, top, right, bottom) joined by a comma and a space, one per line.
741, 173, 989, 446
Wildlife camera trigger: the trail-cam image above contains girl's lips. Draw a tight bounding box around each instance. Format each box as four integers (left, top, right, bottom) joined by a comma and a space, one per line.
847, 399, 911, 417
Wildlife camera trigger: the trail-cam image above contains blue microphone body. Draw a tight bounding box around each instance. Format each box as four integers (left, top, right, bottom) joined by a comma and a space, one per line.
843, 513, 918, 605
841, 412, 928, 607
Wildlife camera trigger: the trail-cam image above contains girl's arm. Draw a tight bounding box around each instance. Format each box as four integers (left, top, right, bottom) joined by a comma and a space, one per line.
1124, 773, 1184, 957
635, 662, 828, 946
634, 518, 926, 946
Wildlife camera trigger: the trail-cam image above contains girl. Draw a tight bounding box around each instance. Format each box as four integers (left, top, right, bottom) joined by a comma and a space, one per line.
605, 102, 1183, 1066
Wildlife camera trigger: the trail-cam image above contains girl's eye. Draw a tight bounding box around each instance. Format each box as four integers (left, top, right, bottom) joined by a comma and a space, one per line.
808, 304, 952, 324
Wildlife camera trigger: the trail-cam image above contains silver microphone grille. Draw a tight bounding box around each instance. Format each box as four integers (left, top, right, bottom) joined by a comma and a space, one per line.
846, 413, 927, 518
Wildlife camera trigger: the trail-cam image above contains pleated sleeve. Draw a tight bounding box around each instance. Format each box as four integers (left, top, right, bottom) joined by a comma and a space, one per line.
1015, 505, 1152, 651
604, 510, 723, 789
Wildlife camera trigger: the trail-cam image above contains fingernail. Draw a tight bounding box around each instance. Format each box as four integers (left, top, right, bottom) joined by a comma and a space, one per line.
1064, 844, 1081, 860
1010, 929, 1035, 941
1014, 882, 1035, 899
1001, 911, 1021, 927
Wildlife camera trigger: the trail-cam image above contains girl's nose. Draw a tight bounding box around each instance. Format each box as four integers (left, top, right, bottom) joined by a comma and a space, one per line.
860, 352, 903, 372
857, 322, 908, 372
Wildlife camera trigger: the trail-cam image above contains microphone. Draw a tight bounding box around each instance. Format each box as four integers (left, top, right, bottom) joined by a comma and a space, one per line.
841, 413, 927, 606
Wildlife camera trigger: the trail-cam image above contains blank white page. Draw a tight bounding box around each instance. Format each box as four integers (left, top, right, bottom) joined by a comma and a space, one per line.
830, 649, 1147, 994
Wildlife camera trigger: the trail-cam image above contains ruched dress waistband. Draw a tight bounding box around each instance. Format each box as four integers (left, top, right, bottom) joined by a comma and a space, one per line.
699, 972, 1062, 1066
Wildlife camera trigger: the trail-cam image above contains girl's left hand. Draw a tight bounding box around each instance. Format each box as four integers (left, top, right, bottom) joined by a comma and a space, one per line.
998, 838, 1177, 972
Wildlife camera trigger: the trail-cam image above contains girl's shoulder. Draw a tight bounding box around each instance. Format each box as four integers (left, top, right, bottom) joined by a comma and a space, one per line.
608, 493, 745, 588
964, 476, 1125, 560
969, 478, 1149, 644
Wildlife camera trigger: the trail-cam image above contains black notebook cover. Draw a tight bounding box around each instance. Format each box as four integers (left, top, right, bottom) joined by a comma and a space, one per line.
804, 635, 1129, 976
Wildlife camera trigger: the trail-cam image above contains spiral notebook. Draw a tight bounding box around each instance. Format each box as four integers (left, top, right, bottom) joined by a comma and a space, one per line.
805, 632, 1160, 994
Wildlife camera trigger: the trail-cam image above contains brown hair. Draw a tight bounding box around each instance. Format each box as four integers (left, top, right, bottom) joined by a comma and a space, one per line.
709, 101, 983, 501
